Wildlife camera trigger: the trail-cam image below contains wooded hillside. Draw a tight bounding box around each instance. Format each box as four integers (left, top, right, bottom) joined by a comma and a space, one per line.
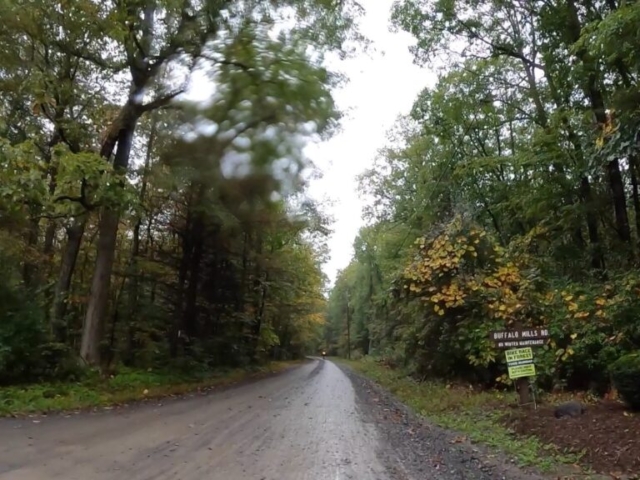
325, 0, 640, 395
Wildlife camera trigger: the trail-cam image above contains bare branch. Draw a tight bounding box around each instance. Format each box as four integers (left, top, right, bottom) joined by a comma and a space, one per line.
141, 90, 185, 112
52, 41, 127, 72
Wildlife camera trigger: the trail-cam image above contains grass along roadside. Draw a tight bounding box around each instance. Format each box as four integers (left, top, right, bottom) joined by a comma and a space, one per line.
337, 357, 585, 474
0, 360, 304, 417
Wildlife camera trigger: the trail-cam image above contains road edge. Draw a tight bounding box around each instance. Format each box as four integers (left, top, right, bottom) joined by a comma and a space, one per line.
336, 361, 552, 480
2, 359, 311, 420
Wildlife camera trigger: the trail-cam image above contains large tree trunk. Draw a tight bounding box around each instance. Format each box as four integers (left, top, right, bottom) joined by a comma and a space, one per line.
51, 215, 87, 341
81, 119, 138, 365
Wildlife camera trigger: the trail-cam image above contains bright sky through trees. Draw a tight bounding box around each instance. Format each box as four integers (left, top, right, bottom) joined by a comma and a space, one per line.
304, 0, 435, 285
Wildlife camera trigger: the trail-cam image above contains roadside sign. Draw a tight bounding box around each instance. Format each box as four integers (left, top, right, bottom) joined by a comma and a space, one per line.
505, 347, 536, 380
508, 363, 536, 379
492, 329, 547, 406
504, 347, 532, 363
491, 328, 550, 348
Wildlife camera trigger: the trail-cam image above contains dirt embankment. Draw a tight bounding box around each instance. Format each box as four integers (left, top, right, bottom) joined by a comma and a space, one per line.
504, 401, 640, 477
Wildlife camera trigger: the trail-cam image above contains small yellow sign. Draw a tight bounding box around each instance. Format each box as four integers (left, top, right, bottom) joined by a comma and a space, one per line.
505, 347, 533, 363
508, 363, 536, 379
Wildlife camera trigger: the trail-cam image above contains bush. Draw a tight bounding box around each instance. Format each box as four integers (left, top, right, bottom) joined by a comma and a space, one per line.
0, 282, 84, 384
0, 283, 48, 384
610, 352, 640, 410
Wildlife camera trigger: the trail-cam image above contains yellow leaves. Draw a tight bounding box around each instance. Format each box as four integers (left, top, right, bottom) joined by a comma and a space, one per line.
595, 297, 606, 306
570, 333, 578, 340
403, 217, 531, 323
556, 347, 575, 362
574, 311, 589, 319
567, 302, 579, 312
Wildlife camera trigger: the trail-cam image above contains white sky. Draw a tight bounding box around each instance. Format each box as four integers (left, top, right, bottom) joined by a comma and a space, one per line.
305, 0, 435, 285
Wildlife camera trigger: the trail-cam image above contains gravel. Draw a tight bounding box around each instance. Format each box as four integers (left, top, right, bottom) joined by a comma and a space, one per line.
338, 363, 548, 480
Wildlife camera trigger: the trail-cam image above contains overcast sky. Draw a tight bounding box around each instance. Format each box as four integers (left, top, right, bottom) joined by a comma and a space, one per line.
182, 1, 435, 286
305, 0, 435, 285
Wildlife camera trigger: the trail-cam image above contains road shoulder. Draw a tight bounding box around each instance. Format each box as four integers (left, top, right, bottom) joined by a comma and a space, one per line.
338, 362, 550, 480
0, 360, 307, 419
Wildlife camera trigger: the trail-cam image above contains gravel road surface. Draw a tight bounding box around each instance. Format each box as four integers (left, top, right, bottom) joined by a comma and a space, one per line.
0, 359, 544, 480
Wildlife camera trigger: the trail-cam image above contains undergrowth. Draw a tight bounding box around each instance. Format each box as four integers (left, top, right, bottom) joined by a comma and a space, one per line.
0, 361, 301, 416
338, 357, 585, 473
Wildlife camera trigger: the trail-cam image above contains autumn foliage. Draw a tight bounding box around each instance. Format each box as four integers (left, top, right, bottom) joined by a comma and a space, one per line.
394, 215, 639, 391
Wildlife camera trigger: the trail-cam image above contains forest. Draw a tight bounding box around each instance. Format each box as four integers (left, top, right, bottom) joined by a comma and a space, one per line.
0, 0, 364, 386
325, 0, 640, 403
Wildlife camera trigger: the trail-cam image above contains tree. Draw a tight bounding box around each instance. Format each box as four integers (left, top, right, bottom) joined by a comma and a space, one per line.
0, 0, 361, 381
326, 0, 640, 393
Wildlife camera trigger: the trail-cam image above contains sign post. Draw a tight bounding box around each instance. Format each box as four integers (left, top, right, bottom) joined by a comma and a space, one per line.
490, 329, 550, 407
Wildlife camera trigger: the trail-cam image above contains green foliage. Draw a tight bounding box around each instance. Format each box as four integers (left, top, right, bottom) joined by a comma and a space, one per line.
327, 0, 640, 399
0, 282, 48, 384
0, 0, 354, 388
610, 353, 640, 410
340, 358, 581, 471
0, 361, 300, 416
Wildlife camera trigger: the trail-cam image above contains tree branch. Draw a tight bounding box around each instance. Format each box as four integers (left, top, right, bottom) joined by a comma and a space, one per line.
54, 178, 98, 210
52, 40, 127, 72
141, 89, 185, 112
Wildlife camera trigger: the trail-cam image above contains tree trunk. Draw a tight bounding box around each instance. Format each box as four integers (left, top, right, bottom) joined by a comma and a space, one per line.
579, 177, 605, 271
545, 71, 605, 271
183, 212, 204, 341
126, 116, 157, 364
81, 120, 138, 365
630, 155, 640, 245
171, 191, 195, 358
566, 0, 631, 244
22, 217, 40, 288
50, 215, 87, 341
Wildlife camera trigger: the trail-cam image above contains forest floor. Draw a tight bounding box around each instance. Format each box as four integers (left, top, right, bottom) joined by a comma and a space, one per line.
504, 401, 640, 477
0, 360, 302, 417
339, 358, 639, 479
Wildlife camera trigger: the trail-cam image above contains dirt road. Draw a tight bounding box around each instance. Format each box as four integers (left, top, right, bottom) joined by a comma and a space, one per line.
0, 360, 543, 480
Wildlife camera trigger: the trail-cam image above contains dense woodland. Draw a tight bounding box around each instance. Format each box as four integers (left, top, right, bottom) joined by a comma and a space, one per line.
325, 0, 640, 396
0, 0, 364, 384
2, 0, 640, 404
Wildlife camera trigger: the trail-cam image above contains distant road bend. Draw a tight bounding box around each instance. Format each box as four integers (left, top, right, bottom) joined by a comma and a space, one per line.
0, 360, 390, 480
